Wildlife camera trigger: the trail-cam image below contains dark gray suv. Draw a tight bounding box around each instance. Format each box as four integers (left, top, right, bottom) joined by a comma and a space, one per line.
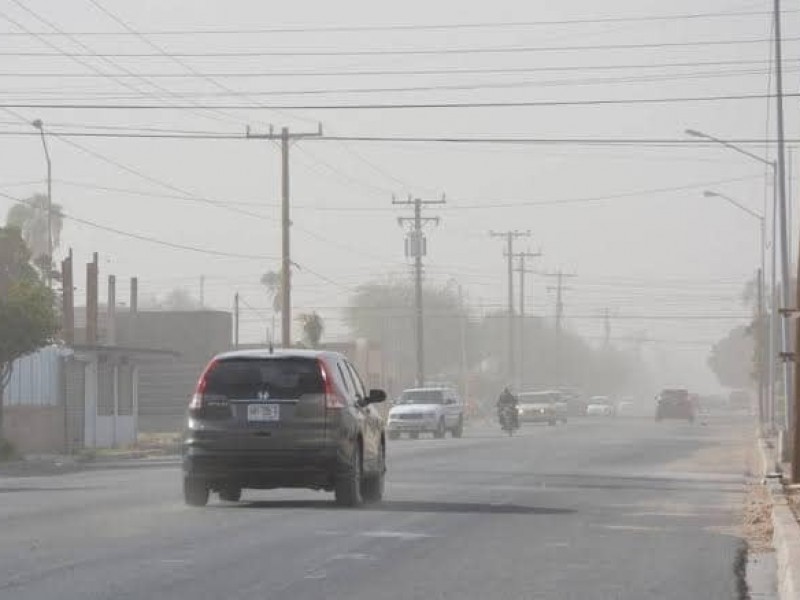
182, 349, 387, 507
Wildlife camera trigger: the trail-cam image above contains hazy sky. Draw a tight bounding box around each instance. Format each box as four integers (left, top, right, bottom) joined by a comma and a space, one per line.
0, 0, 796, 392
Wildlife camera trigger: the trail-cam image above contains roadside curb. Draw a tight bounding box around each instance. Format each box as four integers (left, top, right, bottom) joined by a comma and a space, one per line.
758, 436, 800, 600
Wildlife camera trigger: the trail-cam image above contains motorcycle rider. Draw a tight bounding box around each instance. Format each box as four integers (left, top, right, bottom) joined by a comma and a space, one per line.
497, 386, 519, 427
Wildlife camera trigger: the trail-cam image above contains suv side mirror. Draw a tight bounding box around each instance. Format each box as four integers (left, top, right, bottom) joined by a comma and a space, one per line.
367, 389, 387, 404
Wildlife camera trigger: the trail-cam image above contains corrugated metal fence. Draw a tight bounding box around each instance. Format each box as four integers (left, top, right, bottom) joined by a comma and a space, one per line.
3, 346, 63, 406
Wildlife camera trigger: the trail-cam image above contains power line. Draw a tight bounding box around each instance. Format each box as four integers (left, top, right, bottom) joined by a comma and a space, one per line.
0, 2, 244, 128
0, 92, 792, 110
4, 65, 789, 101
0, 58, 777, 79
1, 130, 798, 152
0, 36, 794, 58
0, 190, 275, 260
52, 133, 280, 223
0, 8, 789, 36
82, 0, 311, 126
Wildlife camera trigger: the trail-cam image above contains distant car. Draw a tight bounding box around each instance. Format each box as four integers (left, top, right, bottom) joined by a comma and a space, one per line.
656, 389, 695, 423
387, 387, 465, 439
182, 349, 387, 507
517, 391, 568, 425
586, 396, 615, 417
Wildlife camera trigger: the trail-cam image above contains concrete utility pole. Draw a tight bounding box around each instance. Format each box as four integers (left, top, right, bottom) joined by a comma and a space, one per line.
770, 0, 800, 476
489, 230, 531, 386
545, 270, 576, 386
86, 253, 99, 345
394, 195, 446, 387
61, 250, 74, 345
247, 124, 323, 348
513, 250, 541, 389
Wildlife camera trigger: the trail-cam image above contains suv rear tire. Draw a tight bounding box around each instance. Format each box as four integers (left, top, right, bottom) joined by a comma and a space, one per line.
451, 417, 464, 438
362, 444, 385, 504
184, 477, 209, 507
335, 443, 363, 507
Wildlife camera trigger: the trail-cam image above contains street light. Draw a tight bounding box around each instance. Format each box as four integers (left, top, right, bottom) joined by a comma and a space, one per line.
688, 127, 787, 435
32, 118, 52, 289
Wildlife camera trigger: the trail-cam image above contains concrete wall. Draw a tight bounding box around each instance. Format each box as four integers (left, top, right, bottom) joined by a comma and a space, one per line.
2, 405, 65, 454
116, 310, 232, 432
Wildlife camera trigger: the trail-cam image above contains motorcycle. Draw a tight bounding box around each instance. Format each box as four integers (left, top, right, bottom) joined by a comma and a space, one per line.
498, 404, 520, 436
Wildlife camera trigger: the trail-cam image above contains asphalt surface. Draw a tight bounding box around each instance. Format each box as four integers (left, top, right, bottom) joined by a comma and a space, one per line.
0, 415, 753, 600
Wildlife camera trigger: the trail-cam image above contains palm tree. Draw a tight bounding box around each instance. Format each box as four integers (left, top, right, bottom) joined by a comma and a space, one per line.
6, 194, 63, 263
260, 270, 282, 313
297, 312, 324, 348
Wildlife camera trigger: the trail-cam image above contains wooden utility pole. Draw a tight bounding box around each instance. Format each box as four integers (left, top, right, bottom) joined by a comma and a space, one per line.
247, 124, 323, 348
513, 250, 541, 389
545, 270, 576, 386
394, 196, 446, 387
489, 230, 531, 386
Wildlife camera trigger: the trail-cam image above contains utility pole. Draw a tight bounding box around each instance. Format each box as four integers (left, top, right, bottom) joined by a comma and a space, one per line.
770, 0, 798, 471
513, 250, 541, 389
247, 123, 323, 348
394, 195, 446, 387
234, 292, 240, 349
545, 270, 576, 386
86, 253, 99, 345
489, 230, 531, 386
61, 250, 74, 345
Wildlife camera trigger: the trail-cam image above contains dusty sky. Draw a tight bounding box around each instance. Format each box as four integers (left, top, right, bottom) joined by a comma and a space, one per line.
0, 0, 796, 392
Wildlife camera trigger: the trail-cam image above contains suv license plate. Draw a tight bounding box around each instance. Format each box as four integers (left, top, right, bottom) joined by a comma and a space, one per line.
247, 404, 279, 422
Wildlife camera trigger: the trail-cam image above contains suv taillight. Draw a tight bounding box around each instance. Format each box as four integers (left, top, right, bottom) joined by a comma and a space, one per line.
189, 360, 230, 419
319, 359, 346, 409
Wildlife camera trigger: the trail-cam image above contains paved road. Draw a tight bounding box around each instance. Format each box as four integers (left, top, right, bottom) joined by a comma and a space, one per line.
0, 415, 752, 599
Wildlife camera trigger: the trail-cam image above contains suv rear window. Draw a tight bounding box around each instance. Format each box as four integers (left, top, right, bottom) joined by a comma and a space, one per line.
205, 357, 324, 400
398, 389, 444, 405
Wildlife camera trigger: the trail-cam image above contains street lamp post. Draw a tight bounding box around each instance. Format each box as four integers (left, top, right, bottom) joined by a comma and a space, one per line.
32, 119, 52, 289
703, 190, 767, 424
688, 128, 786, 434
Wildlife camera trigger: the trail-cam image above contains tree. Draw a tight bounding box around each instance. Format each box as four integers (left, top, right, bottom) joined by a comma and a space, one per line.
297, 312, 324, 348
707, 325, 754, 389
260, 270, 282, 313
0, 227, 58, 439
6, 194, 64, 267
345, 279, 467, 383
